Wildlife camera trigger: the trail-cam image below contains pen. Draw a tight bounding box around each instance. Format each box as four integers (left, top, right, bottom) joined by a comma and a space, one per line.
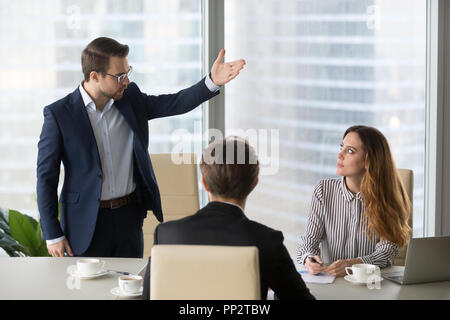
308, 257, 324, 266
106, 269, 131, 275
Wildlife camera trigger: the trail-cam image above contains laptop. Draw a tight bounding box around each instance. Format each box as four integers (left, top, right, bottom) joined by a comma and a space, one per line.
384, 236, 450, 285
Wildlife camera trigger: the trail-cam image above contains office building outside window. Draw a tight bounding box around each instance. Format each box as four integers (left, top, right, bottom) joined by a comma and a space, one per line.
0, 0, 203, 237
224, 0, 426, 257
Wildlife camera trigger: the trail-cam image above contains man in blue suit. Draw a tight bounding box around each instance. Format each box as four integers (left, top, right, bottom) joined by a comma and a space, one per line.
37, 37, 245, 258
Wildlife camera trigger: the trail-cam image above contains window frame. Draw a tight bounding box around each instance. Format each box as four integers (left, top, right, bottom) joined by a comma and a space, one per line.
200, 0, 225, 207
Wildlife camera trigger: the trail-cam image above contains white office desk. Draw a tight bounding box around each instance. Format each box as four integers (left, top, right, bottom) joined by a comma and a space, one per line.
298, 266, 450, 300
2, 258, 449, 300
0, 257, 147, 300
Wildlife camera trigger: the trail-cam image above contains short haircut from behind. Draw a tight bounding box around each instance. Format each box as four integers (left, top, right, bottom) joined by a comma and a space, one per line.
200, 137, 259, 201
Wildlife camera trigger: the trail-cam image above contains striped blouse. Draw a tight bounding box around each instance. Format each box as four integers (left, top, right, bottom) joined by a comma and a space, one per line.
297, 177, 398, 269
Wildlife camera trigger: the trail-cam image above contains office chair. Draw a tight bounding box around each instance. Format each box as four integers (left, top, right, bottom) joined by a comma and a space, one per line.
142, 153, 200, 257
150, 245, 261, 300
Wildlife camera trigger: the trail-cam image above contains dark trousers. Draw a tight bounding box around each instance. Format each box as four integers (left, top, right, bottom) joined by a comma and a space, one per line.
79, 202, 145, 258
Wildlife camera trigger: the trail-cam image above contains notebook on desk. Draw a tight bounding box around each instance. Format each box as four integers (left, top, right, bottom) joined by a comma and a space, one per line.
384, 236, 450, 285
299, 270, 335, 284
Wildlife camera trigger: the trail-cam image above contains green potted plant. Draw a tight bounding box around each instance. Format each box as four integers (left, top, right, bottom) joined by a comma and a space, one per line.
0, 207, 50, 257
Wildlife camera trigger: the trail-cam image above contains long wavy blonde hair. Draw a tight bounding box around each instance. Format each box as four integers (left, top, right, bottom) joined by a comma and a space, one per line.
344, 126, 412, 247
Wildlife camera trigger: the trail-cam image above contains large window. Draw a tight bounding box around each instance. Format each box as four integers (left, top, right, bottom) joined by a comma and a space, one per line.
0, 0, 203, 225
225, 0, 426, 257
1, 0, 435, 259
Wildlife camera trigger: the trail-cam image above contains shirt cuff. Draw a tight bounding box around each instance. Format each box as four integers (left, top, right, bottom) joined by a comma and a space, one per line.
359, 255, 373, 265
46, 235, 66, 245
205, 73, 221, 92
299, 253, 314, 265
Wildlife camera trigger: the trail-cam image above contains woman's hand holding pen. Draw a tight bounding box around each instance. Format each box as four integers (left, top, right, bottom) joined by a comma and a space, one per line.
305, 255, 326, 275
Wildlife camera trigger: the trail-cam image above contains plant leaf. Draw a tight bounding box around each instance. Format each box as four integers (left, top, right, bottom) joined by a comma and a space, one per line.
0, 208, 30, 256
0, 206, 9, 220
0, 207, 10, 234
36, 241, 50, 257
0, 208, 49, 257
36, 220, 50, 257
0, 230, 30, 256
8, 210, 41, 256
0, 218, 10, 236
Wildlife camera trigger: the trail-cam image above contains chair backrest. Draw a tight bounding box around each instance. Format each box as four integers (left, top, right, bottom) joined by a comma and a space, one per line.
142, 153, 200, 257
150, 245, 261, 300
394, 168, 414, 266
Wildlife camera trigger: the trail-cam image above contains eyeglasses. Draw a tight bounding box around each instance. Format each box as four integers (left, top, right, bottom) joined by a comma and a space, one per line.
103, 66, 133, 83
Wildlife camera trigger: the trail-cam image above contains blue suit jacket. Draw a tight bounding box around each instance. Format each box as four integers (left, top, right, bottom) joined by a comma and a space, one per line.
36, 78, 219, 255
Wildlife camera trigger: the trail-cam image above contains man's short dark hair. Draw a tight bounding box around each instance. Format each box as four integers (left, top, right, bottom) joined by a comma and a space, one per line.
200, 137, 259, 201
81, 37, 129, 82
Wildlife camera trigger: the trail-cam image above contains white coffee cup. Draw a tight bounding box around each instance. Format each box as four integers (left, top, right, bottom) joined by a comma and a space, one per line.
345, 263, 378, 283
118, 275, 142, 294
76, 259, 105, 277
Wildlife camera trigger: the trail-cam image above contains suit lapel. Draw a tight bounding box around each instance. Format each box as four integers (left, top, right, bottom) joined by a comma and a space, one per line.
114, 97, 144, 142
67, 88, 102, 166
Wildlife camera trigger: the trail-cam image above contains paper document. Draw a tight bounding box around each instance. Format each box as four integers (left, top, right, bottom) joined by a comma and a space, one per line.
299, 270, 335, 284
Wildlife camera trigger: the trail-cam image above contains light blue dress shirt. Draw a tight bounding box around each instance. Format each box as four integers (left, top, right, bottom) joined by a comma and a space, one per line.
79, 83, 136, 201
47, 76, 220, 245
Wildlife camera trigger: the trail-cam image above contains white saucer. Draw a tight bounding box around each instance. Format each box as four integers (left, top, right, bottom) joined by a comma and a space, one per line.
344, 275, 384, 285
68, 265, 109, 279
110, 286, 143, 298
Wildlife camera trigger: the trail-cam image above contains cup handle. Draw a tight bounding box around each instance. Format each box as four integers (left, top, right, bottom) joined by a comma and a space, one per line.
345, 267, 353, 276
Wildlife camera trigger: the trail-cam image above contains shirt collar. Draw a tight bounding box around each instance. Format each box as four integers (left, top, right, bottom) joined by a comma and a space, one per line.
218, 201, 245, 213
79, 82, 114, 112
340, 176, 361, 202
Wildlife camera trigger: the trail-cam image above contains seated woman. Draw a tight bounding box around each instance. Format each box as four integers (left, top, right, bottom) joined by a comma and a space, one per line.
297, 125, 411, 277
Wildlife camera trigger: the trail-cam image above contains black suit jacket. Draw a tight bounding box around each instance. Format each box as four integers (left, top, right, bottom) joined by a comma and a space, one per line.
142, 201, 315, 300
